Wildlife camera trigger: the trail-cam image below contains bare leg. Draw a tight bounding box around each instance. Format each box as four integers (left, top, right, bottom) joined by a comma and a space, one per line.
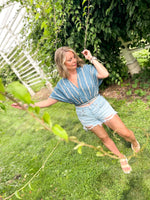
90, 124, 124, 158
90, 124, 132, 173
104, 114, 139, 151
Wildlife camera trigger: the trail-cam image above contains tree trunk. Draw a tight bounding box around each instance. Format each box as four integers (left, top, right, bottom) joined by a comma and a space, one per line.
120, 39, 141, 76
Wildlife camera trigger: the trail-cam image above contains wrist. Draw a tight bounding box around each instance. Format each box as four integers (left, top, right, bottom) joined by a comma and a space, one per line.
90, 56, 97, 64
24, 104, 28, 109
24, 103, 33, 109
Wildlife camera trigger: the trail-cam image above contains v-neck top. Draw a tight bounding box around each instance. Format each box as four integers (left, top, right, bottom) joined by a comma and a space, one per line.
49, 64, 103, 106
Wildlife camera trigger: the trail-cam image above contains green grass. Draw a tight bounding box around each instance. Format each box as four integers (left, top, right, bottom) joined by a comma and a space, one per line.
0, 99, 150, 200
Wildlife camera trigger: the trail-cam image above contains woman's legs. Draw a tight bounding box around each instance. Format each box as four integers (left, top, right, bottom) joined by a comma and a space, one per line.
104, 114, 139, 151
90, 124, 132, 173
91, 125, 124, 158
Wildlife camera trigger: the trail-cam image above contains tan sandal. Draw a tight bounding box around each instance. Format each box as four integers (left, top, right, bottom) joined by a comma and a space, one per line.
120, 156, 132, 174
131, 140, 140, 153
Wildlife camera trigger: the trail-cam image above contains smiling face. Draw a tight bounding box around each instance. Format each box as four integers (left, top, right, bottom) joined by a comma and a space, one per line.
64, 51, 77, 72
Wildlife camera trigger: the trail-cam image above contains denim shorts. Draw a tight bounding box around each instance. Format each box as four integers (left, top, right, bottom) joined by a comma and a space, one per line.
75, 95, 117, 130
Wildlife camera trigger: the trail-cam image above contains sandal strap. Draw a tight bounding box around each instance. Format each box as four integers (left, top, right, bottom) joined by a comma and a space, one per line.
120, 156, 128, 163
131, 140, 140, 153
120, 156, 132, 174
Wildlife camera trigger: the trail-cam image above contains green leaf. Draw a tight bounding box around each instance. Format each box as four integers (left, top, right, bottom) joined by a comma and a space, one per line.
0, 128, 5, 134
0, 79, 5, 92
106, 0, 116, 16
82, 0, 87, 6
41, 21, 47, 30
43, 29, 49, 36
28, 183, 34, 191
45, 7, 52, 14
14, 191, 22, 199
34, 106, 40, 115
28, 106, 34, 112
42, 112, 52, 127
69, 136, 77, 140
0, 102, 6, 112
75, 10, 79, 14
83, 12, 86, 17
0, 93, 5, 101
83, 6, 87, 12
74, 143, 85, 154
35, 13, 40, 21
30, 0, 33, 5
35, 4, 40, 9
96, 152, 104, 157
6, 82, 32, 104
146, 95, 150, 101
77, 146, 82, 154
0, 79, 5, 101
126, 89, 132, 96
132, 83, 137, 88
52, 124, 68, 142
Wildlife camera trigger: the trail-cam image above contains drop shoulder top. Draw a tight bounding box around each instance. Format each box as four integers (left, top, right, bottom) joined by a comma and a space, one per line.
49, 64, 103, 106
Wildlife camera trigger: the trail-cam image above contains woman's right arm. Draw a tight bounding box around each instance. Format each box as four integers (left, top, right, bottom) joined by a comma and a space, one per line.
34, 98, 58, 108
12, 98, 58, 109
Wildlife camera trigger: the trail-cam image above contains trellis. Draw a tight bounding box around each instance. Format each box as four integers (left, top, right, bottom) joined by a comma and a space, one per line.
0, 1, 53, 96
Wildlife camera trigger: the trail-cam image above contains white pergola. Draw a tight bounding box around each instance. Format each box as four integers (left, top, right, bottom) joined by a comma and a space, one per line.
0, 0, 53, 96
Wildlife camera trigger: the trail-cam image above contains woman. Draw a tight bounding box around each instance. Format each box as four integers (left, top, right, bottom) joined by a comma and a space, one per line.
12, 46, 140, 174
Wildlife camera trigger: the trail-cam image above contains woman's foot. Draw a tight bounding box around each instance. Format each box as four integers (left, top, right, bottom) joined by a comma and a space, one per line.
131, 140, 140, 153
119, 156, 132, 174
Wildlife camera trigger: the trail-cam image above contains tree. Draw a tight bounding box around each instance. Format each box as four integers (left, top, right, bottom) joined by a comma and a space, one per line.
61, 0, 150, 78
7, 0, 150, 84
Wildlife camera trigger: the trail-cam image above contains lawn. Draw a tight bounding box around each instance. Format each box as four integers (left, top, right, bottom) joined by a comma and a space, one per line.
0, 97, 150, 200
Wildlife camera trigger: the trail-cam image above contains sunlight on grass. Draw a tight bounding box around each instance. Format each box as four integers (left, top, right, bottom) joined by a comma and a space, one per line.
133, 49, 150, 67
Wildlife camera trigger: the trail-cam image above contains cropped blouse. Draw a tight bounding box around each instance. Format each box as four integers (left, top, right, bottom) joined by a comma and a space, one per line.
49, 64, 103, 106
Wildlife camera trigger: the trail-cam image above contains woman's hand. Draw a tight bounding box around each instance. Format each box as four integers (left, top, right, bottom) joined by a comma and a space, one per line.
11, 103, 27, 109
81, 49, 92, 61
82, 49, 109, 79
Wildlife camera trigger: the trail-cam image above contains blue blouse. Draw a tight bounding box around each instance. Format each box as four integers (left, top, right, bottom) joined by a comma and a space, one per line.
50, 64, 103, 106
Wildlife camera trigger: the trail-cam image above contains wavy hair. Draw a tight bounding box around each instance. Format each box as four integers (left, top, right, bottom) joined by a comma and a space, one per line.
54, 46, 85, 78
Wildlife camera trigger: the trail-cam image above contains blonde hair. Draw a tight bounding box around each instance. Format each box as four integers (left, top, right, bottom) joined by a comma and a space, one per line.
55, 46, 85, 78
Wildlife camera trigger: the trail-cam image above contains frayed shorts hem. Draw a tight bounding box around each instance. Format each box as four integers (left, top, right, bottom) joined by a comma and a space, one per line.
83, 112, 117, 131
76, 95, 117, 131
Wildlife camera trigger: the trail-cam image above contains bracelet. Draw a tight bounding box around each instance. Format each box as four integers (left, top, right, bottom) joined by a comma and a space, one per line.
24, 104, 32, 108
24, 104, 28, 109
90, 56, 97, 64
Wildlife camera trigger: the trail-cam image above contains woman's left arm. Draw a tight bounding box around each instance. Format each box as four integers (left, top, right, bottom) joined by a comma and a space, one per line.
82, 49, 109, 79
